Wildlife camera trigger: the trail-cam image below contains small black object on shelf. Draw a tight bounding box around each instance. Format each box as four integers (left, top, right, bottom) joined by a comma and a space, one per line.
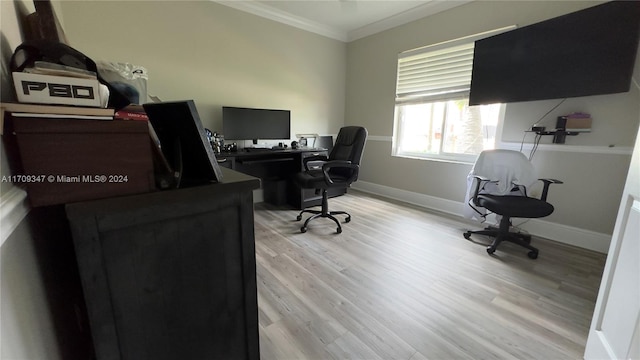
529, 116, 579, 144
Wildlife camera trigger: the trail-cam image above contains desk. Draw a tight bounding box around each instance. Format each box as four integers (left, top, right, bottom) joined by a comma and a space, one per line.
216, 148, 346, 209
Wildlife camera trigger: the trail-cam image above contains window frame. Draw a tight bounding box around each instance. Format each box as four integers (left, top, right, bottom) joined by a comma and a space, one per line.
393, 99, 506, 164
392, 27, 514, 164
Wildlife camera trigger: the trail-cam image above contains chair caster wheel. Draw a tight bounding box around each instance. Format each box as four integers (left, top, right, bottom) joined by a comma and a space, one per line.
487, 247, 495, 255
336, 227, 342, 234
527, 251, 538, 259
300, 227, 307, 233
463, 232, 471, 239
345, 217, 351, 223
296, 215, 302, 221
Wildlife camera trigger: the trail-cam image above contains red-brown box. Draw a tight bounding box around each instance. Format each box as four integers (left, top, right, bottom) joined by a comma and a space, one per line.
10, 115, 155, 207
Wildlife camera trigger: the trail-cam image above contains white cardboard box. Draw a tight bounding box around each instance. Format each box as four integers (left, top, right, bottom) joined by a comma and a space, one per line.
12, 72, 103, 107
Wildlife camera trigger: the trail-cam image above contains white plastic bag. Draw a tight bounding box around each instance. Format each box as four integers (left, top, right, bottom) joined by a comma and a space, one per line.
97, 61, 148, 104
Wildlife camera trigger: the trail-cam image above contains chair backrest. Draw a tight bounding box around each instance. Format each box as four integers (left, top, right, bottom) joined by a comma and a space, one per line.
470, 149, 537, 195
329, 126, 367, 162
464, 149, 537, 220
328, 126, 367, 177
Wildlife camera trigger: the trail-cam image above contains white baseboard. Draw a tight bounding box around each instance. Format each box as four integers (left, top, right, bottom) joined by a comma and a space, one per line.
0, 187, 30, 247
353, 181, 463, 217
352, 181, 610, 254
515, 218, 610, 253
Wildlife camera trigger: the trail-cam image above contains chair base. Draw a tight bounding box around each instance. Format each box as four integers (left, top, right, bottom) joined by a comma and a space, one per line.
463, 217, 539, 259
296, 189, 350, 233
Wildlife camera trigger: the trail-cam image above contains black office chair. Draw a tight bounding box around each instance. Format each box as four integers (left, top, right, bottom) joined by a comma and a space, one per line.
295, 126, 367, 233
463, 150, 562, 259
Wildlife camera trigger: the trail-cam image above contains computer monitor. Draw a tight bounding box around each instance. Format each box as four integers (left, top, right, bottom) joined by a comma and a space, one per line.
222, 106, 291, 144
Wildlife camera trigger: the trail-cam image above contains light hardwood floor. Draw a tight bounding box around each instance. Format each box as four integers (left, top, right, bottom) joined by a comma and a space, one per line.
253, 190, 606, 359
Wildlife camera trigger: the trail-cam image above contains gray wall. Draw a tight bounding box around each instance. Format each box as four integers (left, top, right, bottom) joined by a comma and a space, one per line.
60, 0, 347, 146
346, 0, 639, 245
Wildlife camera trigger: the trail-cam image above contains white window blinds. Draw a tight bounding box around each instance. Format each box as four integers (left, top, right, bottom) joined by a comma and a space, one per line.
395, 26, 516, 105
396, 42, 474, 104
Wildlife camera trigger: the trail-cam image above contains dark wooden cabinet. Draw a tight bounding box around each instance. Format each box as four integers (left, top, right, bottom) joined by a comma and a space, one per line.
66, 168, 260, 360
8, 115, 155, 207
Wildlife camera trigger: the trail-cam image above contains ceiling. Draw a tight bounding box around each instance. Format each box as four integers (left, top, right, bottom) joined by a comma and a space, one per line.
215, 0, 472, 42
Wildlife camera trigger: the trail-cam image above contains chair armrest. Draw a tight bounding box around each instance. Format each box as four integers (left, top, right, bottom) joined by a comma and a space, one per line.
303, 154, 329, 171
539, 178, 563, 201
471, 175, 493, 205
322, 160, 359, 186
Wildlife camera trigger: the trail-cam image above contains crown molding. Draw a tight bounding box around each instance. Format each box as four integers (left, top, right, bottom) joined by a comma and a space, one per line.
347, 0, 472, 41
214, 1, 349, 42
213, 0, 471, 43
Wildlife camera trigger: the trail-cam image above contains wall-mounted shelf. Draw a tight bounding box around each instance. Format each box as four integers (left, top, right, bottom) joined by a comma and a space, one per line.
535, 130, 580, 144
529, 115, 591, 144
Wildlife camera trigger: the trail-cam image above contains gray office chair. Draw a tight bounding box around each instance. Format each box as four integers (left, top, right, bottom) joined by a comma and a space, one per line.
463, 149, 562, 259
294, 126, 367, 233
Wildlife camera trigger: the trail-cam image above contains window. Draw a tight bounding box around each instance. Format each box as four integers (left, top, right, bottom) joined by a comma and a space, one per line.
392, 29, 513, 163
394, 100, 501, 162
